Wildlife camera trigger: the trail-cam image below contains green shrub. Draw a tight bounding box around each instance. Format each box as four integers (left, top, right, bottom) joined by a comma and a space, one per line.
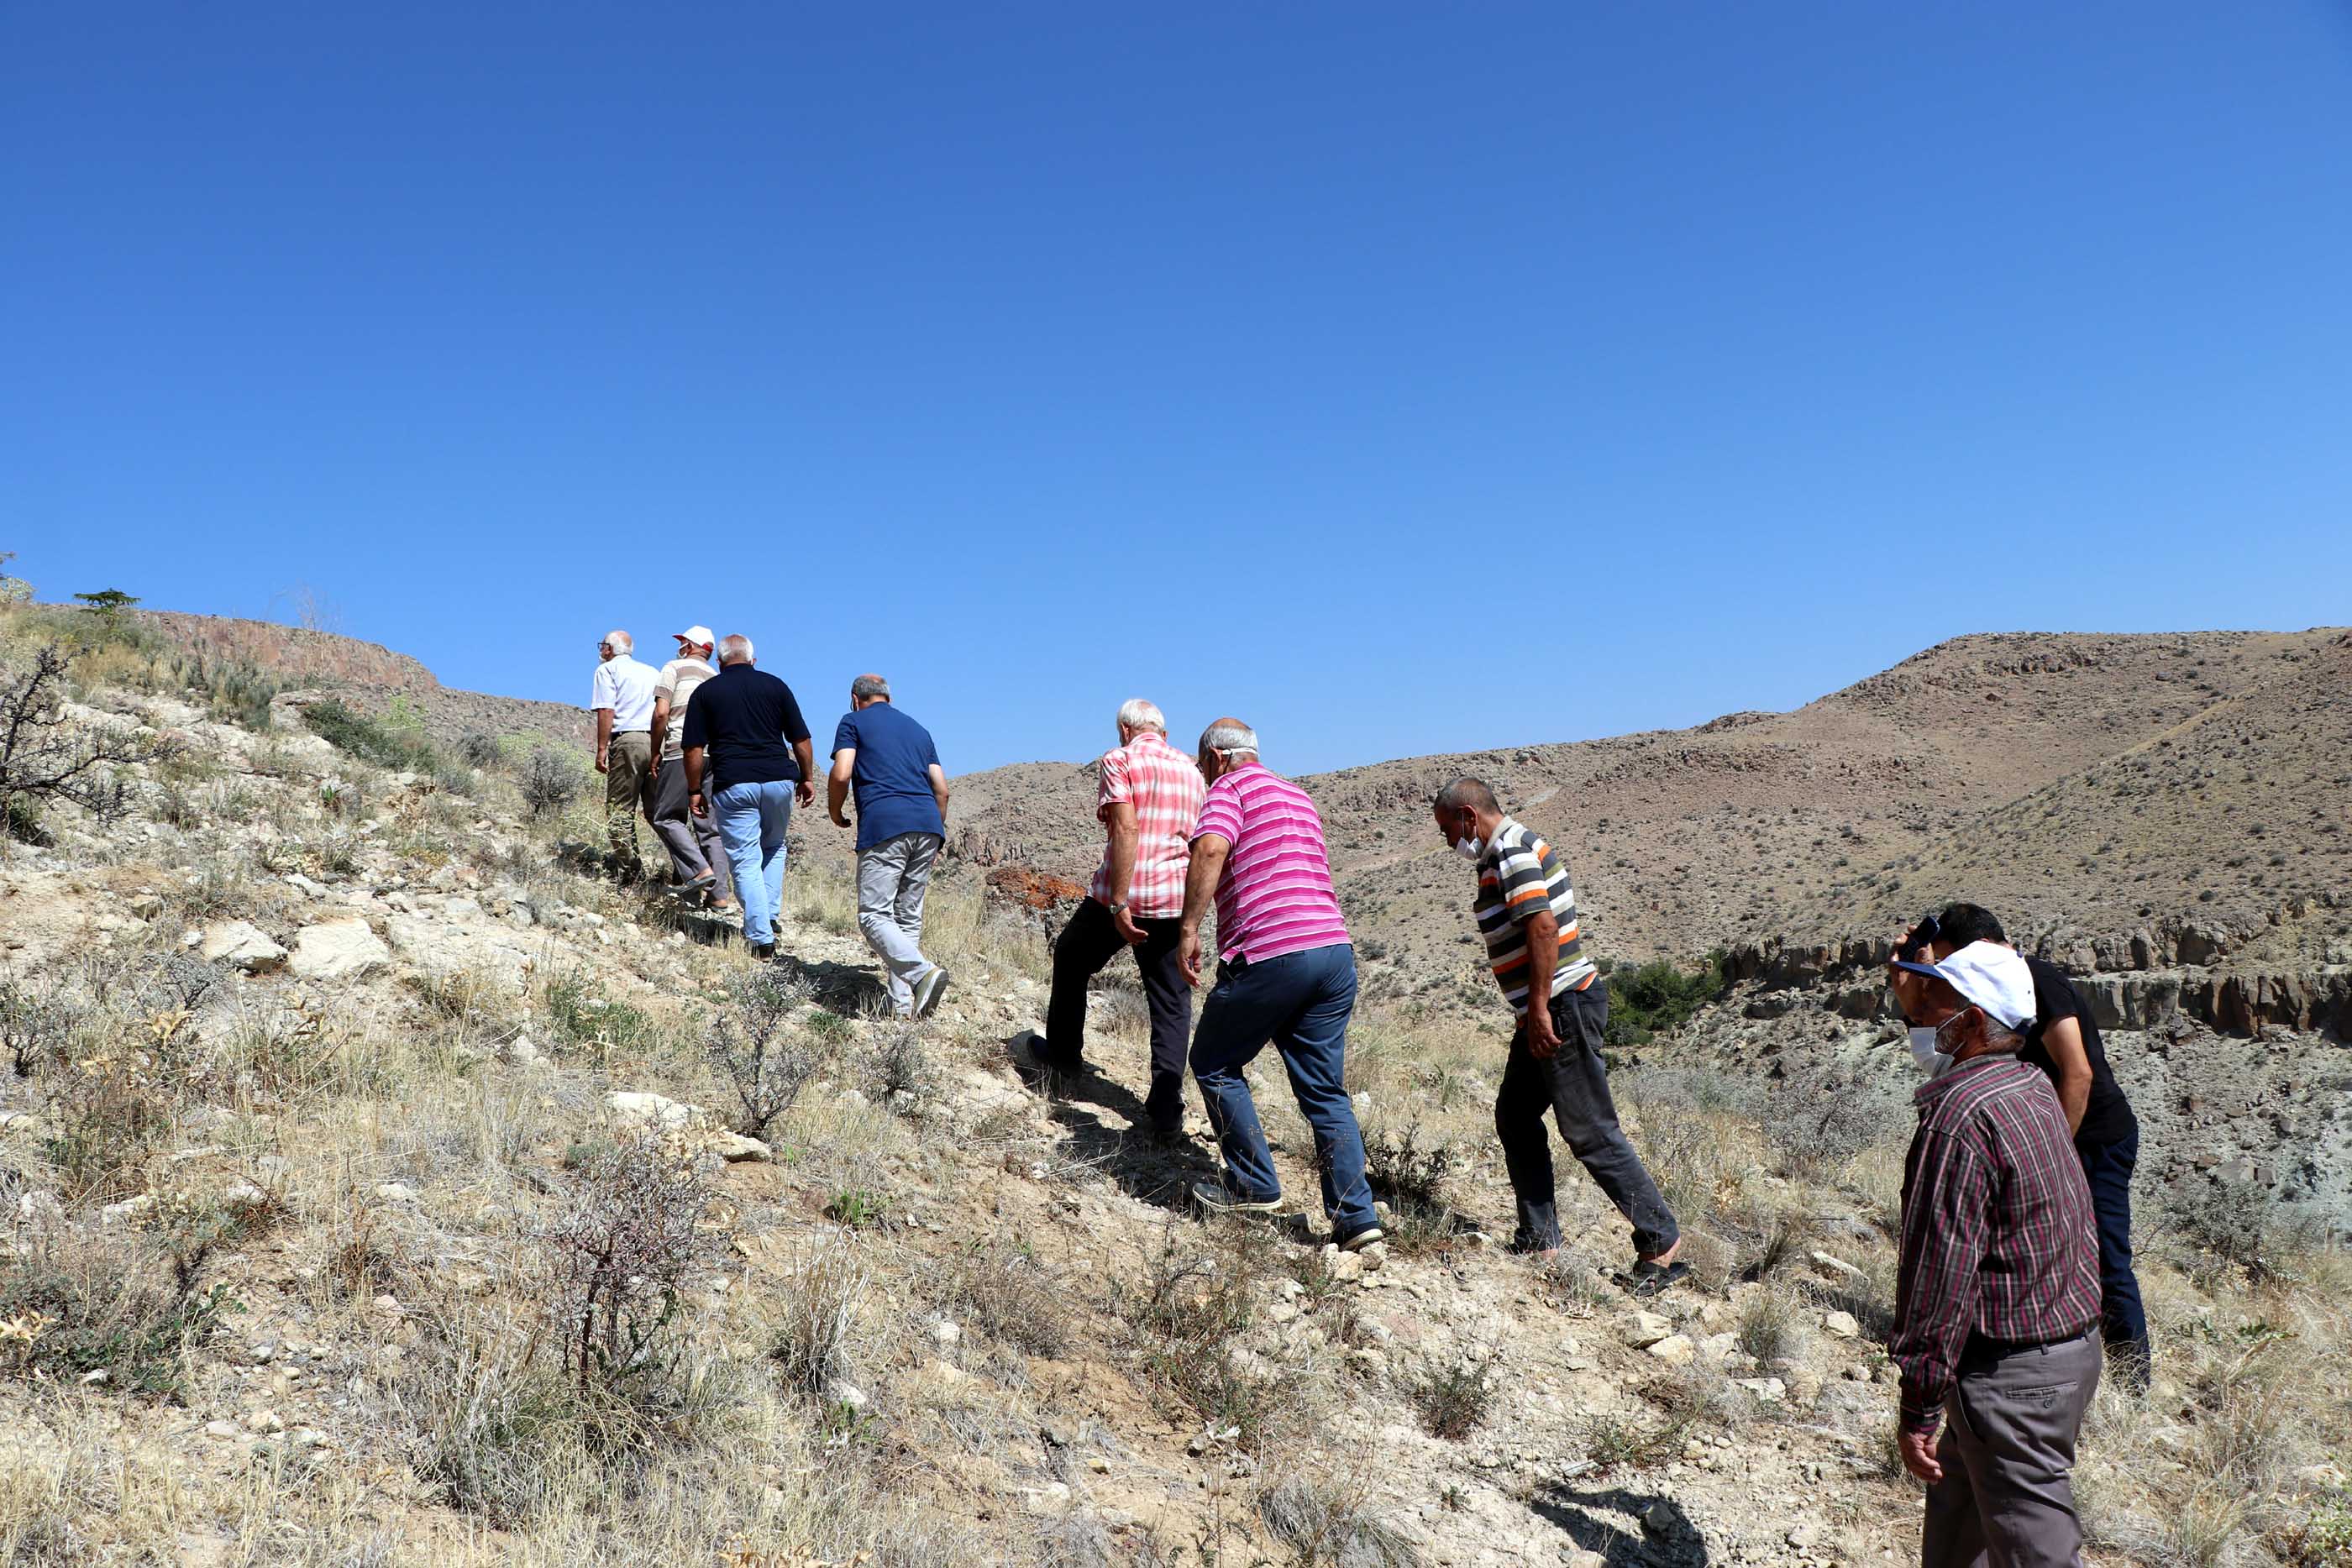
0, 1233, 236, 1401
303, 697, 440, 773
1603, 951, 1730, 1046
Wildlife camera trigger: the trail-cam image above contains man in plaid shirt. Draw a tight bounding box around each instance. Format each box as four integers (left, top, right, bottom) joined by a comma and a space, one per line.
1890, 940, 2103, 1568
1028, 699, 1206, 1139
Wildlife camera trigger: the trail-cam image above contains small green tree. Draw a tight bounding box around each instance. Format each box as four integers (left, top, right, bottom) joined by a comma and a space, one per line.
0, 553, 30, 606
72, 589, 139, 620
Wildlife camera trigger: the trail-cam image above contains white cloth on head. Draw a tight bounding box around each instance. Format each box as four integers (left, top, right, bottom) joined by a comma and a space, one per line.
1910, 941, 2037, 1031
590, 654, 659, 733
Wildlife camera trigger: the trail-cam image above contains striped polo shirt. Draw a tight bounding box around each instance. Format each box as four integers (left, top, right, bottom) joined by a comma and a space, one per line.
1473, 816, 1596, 1014
1190, 763, 1350, 964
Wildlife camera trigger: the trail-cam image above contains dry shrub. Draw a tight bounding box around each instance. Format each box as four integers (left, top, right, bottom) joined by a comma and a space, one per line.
0, 1230, 234, 1400
1256, 1474, 1420, 1568
1736, 1286, 1808, 1367
1411, 1345, 1499, 1440
706, 970, 820, 1138
768, 1237, 870, 1401
1115, 1230, 1299, 1450
541, 1132, 708, 1393
934, 1236, 1068, 1358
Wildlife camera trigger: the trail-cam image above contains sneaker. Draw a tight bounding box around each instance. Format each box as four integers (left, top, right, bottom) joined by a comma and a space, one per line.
1334, 1220, 1385, 1252
912, 967, 951, 1020
1192, 1180, 1284, 1217
748, 941, 777, 962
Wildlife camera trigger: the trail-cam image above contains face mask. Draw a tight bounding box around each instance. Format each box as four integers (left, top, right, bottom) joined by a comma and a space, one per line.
1908, 1026, 1952, 1078
1453, 835, 1484, 862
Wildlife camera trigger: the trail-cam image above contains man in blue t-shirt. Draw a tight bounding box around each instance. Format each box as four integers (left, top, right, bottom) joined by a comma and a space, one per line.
827, 674, 952, 1018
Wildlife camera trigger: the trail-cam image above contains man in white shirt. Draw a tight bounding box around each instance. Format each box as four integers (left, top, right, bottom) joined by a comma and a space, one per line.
644, 627, 735, 912
590, 629, 660, 881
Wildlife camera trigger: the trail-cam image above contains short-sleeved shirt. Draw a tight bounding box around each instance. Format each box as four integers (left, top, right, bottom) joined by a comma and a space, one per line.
1189, 763, 1349, 965
830, 702, 945, 852
679, 663, 811, 796
1087, 729, 1205, 920
589, 654, 659, 734
1472, 816, 1597, 1015
2020, 956, 2137, 1151
654, 657, 717, 762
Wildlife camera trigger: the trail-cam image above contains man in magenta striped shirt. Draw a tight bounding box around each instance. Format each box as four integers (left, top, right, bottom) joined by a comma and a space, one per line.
1177, 718, 1381, 1251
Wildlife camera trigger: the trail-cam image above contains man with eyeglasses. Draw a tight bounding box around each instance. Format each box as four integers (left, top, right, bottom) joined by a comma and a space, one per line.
589, 629, 661, 882
1887, 939, 2103, 1568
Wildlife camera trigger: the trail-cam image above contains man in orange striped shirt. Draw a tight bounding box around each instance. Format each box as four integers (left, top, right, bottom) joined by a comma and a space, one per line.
1435, 777, 1683, 1293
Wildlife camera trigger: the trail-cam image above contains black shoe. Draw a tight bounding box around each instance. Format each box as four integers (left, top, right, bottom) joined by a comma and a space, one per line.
1624, 1256, 1691, 1298
748, 941, 777, 961
1334, 1220, 1386, 1252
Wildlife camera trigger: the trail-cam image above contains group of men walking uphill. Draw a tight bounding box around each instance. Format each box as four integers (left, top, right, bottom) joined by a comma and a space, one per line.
591, 634, 2145, 1568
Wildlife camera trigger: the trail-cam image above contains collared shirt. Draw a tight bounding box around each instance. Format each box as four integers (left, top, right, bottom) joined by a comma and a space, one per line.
1471, 815, 1596, 1015
829, 702, 945, 853
654, 657, 717, 762
589, 654, 659, 734
1087, 729, 1205, 920
680, 663, 812, 797
1189, 762, 1349, 965
1893, 1055, 2101, 1432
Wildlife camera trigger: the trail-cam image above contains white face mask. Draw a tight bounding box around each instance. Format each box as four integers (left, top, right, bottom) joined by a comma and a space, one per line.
1907, 1025, 1953, 1078
1453, 835, 1484, 862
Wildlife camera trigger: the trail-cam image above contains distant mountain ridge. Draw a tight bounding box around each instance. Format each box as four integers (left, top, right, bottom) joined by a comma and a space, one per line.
130, 611, 2352, 995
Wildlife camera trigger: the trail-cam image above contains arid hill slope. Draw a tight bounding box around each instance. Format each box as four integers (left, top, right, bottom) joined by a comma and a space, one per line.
944, 629, 2349, 989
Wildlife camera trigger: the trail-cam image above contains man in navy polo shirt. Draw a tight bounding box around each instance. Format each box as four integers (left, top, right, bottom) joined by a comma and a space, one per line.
681, 635, 814, 959
827, 674, 952, 1018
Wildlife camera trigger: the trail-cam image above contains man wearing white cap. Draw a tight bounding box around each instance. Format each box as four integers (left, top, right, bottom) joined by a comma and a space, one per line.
644, 627, 736, 914
1887, 941, 2103, 1568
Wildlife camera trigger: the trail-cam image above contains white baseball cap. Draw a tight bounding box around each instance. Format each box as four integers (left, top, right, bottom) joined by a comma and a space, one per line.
674, 626, 715, 648
1893, 941, 2036, 1030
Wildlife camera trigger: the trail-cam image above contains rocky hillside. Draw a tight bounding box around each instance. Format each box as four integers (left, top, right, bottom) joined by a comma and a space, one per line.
0, 607, 2344, 1565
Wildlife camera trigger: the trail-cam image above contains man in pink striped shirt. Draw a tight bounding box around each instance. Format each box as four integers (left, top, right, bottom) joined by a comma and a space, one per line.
1177, 717, 1381, 1251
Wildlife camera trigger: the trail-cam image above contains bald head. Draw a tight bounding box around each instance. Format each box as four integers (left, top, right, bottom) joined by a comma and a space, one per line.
1433, 777, 1499, 816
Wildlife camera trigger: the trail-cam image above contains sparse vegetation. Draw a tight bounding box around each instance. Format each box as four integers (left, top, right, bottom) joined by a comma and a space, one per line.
521, 745, 585, 816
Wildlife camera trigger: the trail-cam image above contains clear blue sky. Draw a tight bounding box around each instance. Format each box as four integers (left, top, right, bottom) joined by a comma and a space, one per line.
7, 4, 2349, 775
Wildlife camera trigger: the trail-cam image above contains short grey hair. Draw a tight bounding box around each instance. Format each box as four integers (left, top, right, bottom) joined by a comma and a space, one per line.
1434, 777, 1499, 815
851, 674, 890, 701
1116, 698, 1166, 734
602, 629, 633, 655
1199, 720, 1258, 758
716, 633, 754, 665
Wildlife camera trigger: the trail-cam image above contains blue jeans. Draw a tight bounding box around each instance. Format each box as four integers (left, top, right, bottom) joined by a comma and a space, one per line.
2078, 1128, 2150, 1378
1188, 943, 1376, 1237
712, 780, 795, 945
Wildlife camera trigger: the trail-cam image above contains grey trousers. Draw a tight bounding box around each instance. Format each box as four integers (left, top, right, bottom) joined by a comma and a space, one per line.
857, 832, 942, 1015
645, 756, 735, 902
1924, 1327, 2102, 1568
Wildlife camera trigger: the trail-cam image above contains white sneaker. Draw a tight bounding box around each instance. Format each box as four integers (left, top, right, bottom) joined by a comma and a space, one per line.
912, 967, 951, 1020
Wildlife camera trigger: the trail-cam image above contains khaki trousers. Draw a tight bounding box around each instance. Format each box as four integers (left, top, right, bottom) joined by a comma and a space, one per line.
603, 732, 654, 867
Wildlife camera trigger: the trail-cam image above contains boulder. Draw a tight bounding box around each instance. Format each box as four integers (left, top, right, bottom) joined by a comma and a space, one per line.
289, 919, 391, 981
202, 921, 287, 974
1645, 1334, 1697, 1365
606, 1090, 714, 1132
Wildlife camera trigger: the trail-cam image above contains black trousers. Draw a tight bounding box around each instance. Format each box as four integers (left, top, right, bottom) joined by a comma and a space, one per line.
1043, 896, 1191, 1133
1494, 983, 1679, 1258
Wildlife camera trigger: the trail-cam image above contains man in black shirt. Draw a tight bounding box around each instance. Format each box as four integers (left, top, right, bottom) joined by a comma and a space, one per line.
680, 634, 815, 960
1919, 903, 2150, 1387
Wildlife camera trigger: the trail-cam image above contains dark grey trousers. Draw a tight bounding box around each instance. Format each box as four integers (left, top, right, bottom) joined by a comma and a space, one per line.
1494, 982, 1678, 1257
1924, 1327, 2102, 1568
646, 756, 734, 901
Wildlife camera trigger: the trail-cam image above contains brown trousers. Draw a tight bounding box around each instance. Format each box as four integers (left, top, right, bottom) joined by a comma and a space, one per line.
1924, 1326, 2102, 1568
603, 732, 654, 867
